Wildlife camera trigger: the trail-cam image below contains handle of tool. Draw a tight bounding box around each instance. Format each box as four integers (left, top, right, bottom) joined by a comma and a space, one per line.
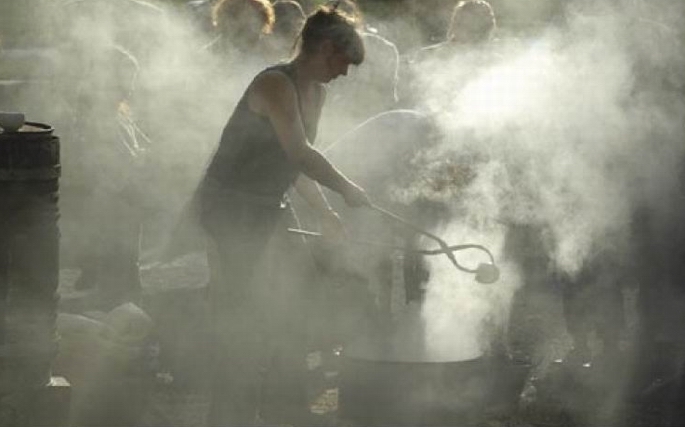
288, 228, 495, 262
287, 228, 492, 262
287, 227, 413, 253
369, 204, 443, 241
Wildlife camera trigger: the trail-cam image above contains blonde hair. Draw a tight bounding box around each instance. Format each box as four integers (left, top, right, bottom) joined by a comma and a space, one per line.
212, 0, 276, 35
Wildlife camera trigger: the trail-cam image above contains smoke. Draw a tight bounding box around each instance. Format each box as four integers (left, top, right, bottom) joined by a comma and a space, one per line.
419, 221, 518, 361
6, 0, 286, 259
5, 0, 683, 398
402, 0, 685, 359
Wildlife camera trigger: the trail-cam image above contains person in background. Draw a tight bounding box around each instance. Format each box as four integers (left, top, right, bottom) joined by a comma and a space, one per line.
185, 0, 215, 38
197, 5, 370, 426
398, 0, 497, 107
449, 0, 497, 44
318, 0, 401, 143
268, 0, 306, 60
203, 0, 275, 59
69, 44, 151, 311
53, 0, 164, 305
429, 0, 496, 52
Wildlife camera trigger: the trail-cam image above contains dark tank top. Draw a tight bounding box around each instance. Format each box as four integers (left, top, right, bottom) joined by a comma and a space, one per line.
203, 63, 317, 202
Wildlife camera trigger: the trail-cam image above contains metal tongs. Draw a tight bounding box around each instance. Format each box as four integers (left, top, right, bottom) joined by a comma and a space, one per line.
287, 204, 501, 284
369, 204, 500, 284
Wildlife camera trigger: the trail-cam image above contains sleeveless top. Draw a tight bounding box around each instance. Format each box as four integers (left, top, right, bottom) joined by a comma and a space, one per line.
203, 63, 317, 204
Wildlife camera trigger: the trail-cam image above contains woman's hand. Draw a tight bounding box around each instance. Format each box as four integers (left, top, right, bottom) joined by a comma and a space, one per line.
342, 182, 371, 208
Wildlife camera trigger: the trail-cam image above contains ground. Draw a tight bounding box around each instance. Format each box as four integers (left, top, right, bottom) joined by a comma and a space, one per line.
55, 251, 682, 427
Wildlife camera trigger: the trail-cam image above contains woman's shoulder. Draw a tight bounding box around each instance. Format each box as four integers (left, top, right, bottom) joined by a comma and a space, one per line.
251, 66, 295, 91
248, 62, 296, 88
247, 66, 298, 111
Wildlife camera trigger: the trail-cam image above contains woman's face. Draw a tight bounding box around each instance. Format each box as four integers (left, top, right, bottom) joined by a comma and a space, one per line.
323, 50, 353, 82
304, 39, 357, 83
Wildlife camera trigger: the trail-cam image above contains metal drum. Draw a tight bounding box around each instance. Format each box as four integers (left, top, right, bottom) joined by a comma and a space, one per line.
0, 121, 61, 393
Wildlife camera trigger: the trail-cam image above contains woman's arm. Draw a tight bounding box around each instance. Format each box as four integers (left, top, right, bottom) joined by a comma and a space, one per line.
293, 175, 346, 239
293, 175, 333, 215
248, 70, 369, 207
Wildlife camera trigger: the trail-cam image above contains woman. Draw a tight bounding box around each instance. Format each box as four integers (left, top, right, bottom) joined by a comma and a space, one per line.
198, 5, 369, 426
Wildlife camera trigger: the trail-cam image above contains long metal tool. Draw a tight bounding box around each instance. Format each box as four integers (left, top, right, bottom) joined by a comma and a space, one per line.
286, 204, 501, 283
368, 204, 500, 284
287, 228, 494, 257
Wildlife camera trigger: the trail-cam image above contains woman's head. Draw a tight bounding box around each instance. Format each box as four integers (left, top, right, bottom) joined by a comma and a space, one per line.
298, 5, 364, 66
447, 0, 496, 45
212, 0, 275, 49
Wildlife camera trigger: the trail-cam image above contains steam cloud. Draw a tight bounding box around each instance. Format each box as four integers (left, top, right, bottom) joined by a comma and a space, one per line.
401, 0, 685, 360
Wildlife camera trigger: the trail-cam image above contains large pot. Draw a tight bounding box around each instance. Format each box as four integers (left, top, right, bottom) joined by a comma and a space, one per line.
339, 337, 529, 426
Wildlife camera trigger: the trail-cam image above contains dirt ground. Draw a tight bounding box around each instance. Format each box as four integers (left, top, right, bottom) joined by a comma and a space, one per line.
55, 251, 683, 427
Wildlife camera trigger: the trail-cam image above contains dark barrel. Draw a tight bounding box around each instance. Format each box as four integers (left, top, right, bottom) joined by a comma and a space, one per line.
0, 121, 60, 393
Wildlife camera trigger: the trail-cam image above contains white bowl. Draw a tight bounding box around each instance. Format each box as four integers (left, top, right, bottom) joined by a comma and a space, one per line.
0, 112, 26, 132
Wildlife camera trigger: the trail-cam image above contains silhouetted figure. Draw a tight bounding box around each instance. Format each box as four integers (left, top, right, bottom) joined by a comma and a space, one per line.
185, 0, 215, 37
320, 0, 401, 140
203, 0, 275, 60
72, 48, 150, 311
197, 6, 370, 425
269, 0, 306, 60
399, 0, 498, 107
